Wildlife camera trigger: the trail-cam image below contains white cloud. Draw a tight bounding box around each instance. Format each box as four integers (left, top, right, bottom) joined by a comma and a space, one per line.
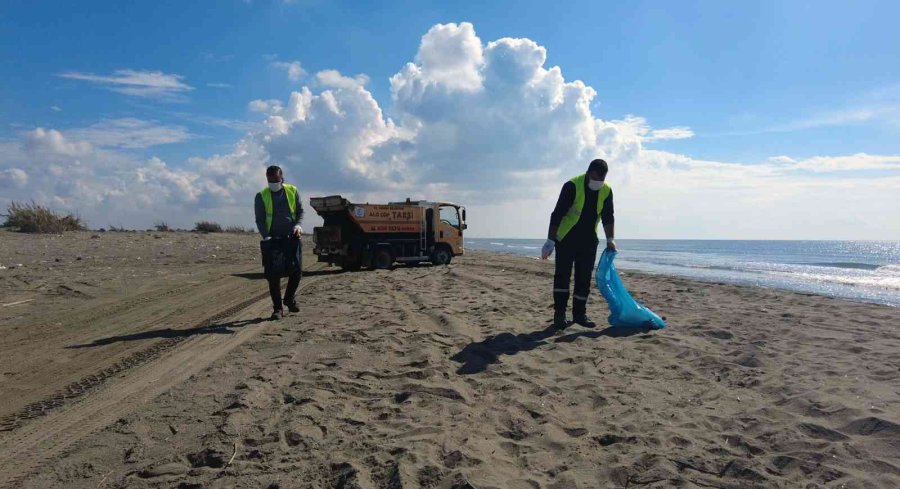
67, 118, 193, 149
259, 82, 410, 192
23, 128, 93, 156
206, 82, 232, 88
272, 60, 305, 82
767, 155, 796, 164
169, 112, 260, 133
248, 99, 283, 114
57, 69, 193, 99
723, 104, 900, 136
788, 153, 900, 173
611, 150, 900, 239
384, 27, 649, 194
410, 22, 484, 91
132, 157, 200, 206
0, 128, 268, 228
764, 108, 883, 133
50, 106, 62, 112
3, 23, 898, 239
0, 168, 28, 189
645, 126, 694, 141
241, 22, 899, 238
316, 70, 369, 89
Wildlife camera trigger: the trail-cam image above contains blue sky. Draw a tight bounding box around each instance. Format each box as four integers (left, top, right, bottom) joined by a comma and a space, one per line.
1, 1, 899, 238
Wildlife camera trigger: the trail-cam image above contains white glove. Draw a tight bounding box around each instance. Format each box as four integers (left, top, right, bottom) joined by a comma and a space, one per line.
293, 225, 303, 236
541, 239, 555, 259
263, 236, 272, 241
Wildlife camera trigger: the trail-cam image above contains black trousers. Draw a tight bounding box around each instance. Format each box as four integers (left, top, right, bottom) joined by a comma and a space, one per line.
553, 238, 598, 316
268, 272, 301, 311
262, 237, 303, 311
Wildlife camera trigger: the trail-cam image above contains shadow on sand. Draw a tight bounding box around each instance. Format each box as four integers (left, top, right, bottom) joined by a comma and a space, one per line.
231, 268, 349, 280
65, 318, 267, 349
450, 324, 649, 375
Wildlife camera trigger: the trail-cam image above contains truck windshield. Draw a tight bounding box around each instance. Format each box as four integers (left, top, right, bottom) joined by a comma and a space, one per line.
439, 205, 460, 228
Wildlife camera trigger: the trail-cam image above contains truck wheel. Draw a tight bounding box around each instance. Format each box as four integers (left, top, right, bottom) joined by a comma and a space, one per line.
341, 255, 361, 271
432, 247, 452, 266
374, 248, 393, 269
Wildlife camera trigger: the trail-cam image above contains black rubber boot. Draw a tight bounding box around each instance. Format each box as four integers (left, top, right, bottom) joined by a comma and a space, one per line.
552, 310, 568, 330
573, 314, 597, 328
284, 300, 299, 313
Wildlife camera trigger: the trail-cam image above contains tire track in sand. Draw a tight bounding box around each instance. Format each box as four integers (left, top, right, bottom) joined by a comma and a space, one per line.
0, 269, 270, 420
0, 289, 270, 433
0, 271, 331, 488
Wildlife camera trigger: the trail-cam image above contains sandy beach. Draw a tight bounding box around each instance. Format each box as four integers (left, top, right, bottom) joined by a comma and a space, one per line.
1, 230, 898, 488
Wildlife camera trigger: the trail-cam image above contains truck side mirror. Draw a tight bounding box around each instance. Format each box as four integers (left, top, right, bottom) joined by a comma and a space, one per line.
462, 209, 466, 221
462, 224, 468, 230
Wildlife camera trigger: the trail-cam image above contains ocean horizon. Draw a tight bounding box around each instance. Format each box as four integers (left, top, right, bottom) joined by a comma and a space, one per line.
465, 238, 900, 307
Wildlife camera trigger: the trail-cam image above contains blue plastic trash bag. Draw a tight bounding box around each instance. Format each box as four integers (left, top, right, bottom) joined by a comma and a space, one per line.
595, 250, 666, 329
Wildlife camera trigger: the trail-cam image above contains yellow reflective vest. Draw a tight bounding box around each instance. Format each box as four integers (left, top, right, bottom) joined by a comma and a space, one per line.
556, 174, 611, 241
259, 184, 298, 233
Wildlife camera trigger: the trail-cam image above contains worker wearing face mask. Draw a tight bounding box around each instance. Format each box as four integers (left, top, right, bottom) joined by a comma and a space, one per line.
541, 159, 616, 330
255, 165, 304, 320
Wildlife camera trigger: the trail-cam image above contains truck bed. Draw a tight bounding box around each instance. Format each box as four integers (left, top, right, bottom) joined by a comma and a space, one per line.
309, 195, 351, 214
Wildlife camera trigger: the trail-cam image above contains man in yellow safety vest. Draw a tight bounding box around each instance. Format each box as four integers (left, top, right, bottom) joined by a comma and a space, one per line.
254, 165, 304, 320
541, 159, 616, 330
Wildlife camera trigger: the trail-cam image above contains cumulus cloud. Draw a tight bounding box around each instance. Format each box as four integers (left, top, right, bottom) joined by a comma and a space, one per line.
260, 82, 410, 193
2, 130, 132, 214
241, 22, 899, 238
58, 69, 193, 99
0, 168, 28, 189
248, 99, 283, 114
0, 127, 269, 228
272, 60, 305, 82
385, 24, 650, 193
316, 70, 369, 89
4, 23, 899, 238
409, 22, 484, 91
23, 128, 93, 156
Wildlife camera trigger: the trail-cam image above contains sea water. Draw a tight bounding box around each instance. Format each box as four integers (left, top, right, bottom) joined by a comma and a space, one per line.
465, 239, 900, 307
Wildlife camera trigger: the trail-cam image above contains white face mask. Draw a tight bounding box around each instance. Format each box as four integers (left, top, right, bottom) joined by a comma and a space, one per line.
268, 182, 283, 192
588, 179, 604, 191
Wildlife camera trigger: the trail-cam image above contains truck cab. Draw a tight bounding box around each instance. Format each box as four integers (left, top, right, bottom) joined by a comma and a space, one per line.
391, 199, 466, 262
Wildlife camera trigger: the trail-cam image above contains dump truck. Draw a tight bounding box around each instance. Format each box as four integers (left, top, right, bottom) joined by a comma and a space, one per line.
310, 195, 466, 270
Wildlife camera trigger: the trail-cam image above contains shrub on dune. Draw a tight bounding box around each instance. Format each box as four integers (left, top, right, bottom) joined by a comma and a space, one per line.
194, 221, 223, 233
2, 201, 86, 233
224, 225, 252, 234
